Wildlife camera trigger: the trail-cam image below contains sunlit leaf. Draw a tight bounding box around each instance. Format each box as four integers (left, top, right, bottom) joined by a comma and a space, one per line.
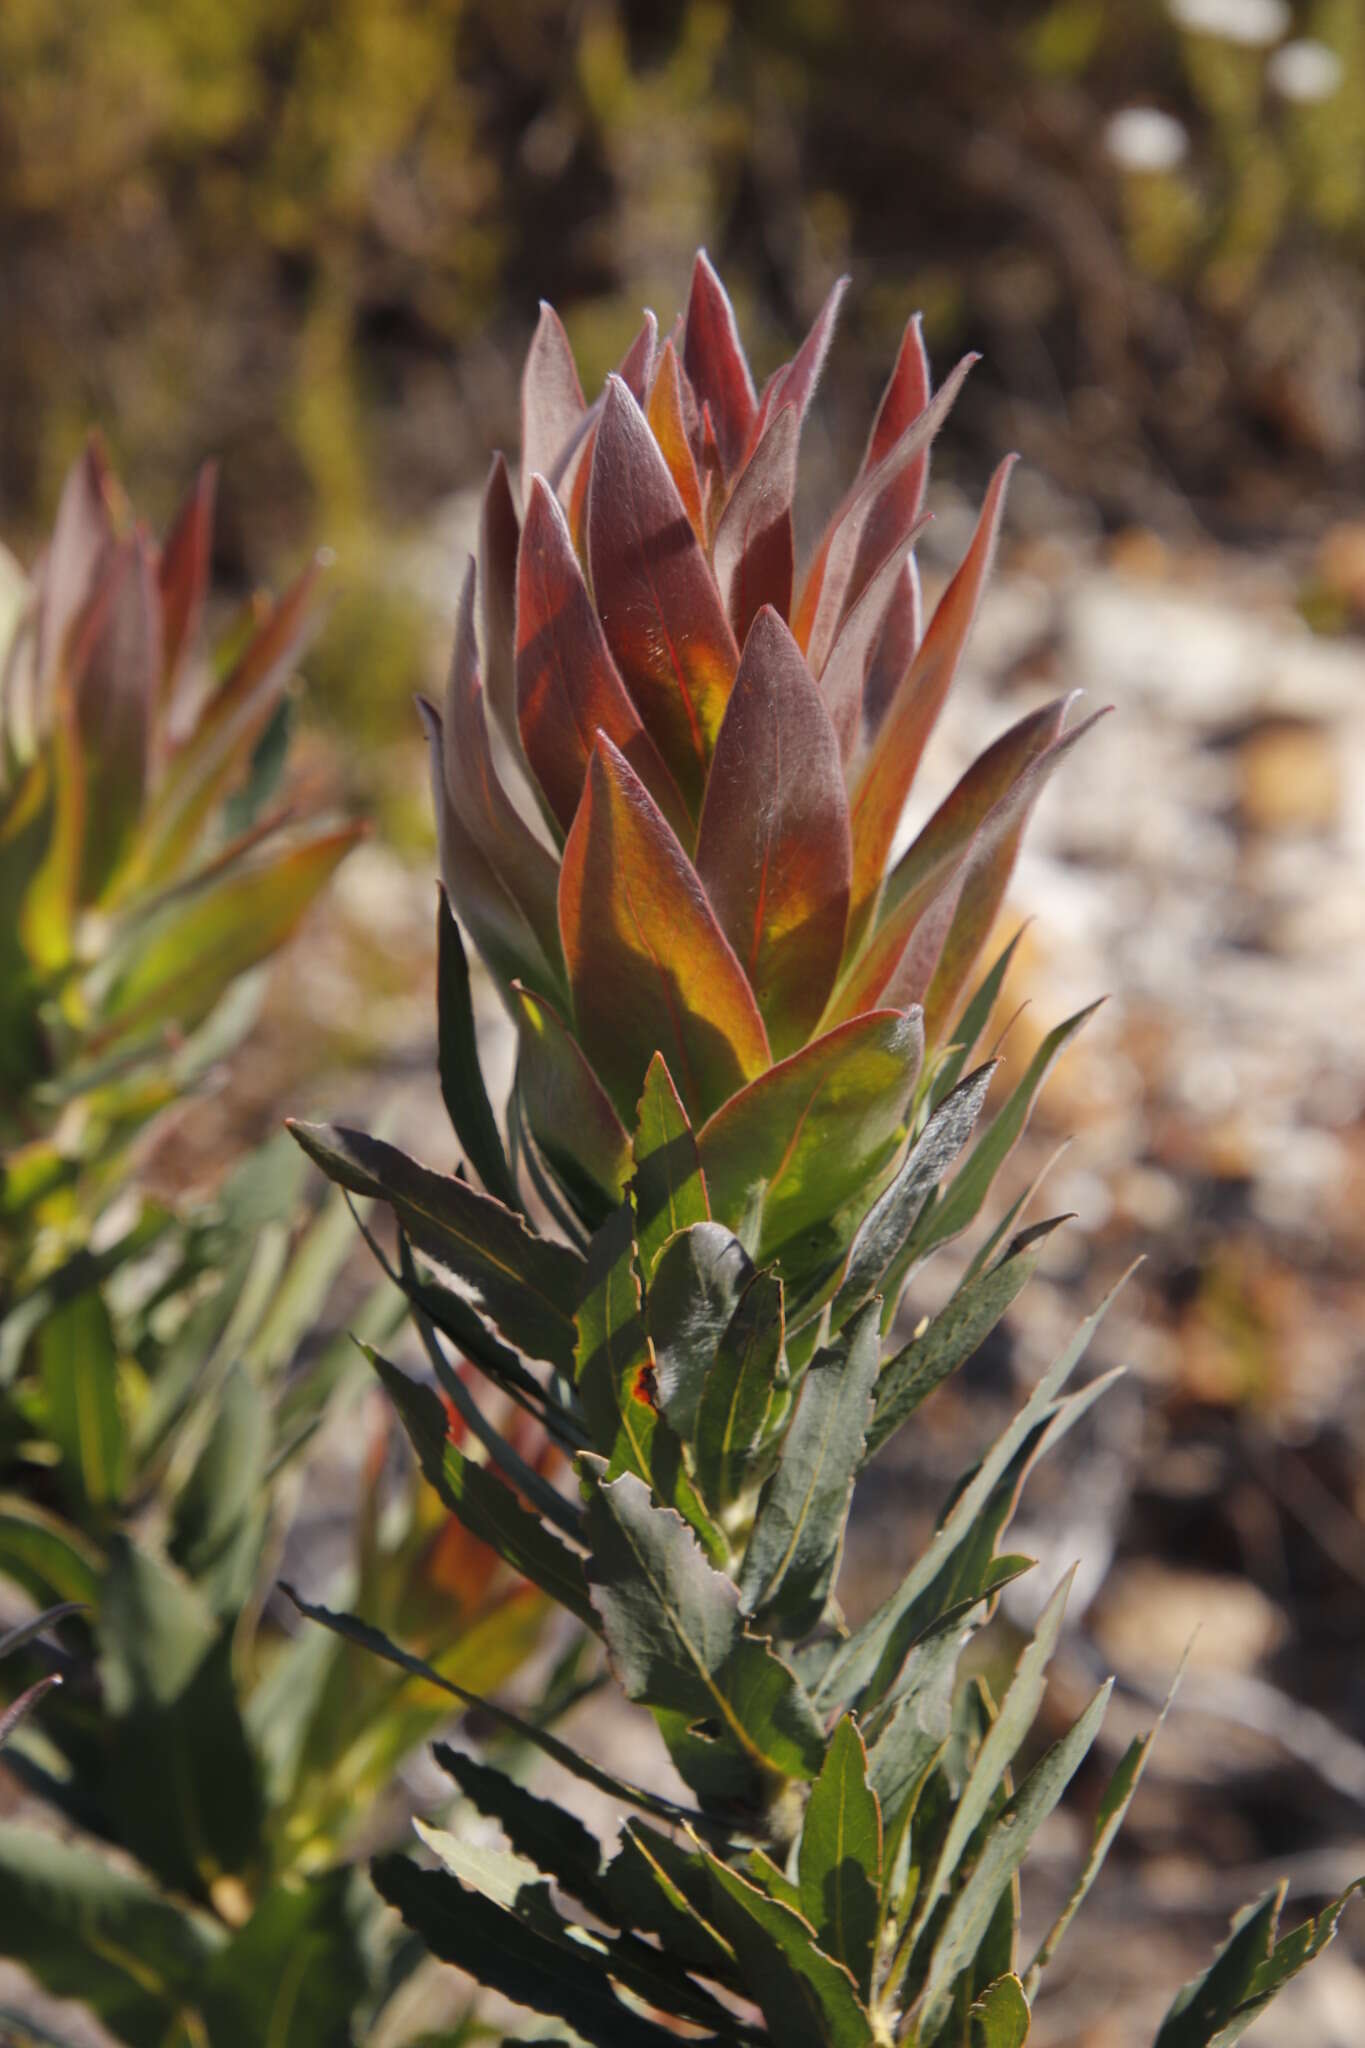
695, 606, 851, 1057
559, 735, 769, 1127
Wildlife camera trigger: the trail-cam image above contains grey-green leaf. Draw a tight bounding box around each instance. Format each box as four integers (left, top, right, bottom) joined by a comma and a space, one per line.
909, 1004, 1101, 1260
798, 1714, 882, 1997
287, 1119, 581, 1368
864, 1219, 1064, 1464
831, 1062, 995, 1332
370, 1350, 596, 1627
702, 1851, 875, 2048
694, 1271, 787, 1510
818, 1272, 1130, 1713
586, 1469, 825, 1782
647, 1222, 754, 1436
738, 1298, 880, 1637
373, 1853, 689, 2048
913, 1679, 1112, 2037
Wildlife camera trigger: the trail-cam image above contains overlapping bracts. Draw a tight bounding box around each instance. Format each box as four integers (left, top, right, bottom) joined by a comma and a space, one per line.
424, 254, 1095, 1237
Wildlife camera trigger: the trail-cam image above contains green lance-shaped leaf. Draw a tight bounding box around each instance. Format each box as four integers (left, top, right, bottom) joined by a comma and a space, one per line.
1025, 1652, 1186, 1998
0, 1826, 222, 2048
739, 1298, 880, 1638
283, 1589, 702, 1826
434, 1740, 607, 1916
198, 1870, 370, 2048
574, 1203, 725, 1560
37, 1285, 127, 1514
700, 1850, 875, 2048
370, 1349, 596, 1628
911, 1680, 1113, 2038
907, 1571, 1076, 1957
287, 1120, 582, 1370
586, 1468, 825, 1784
631, 1051, 711, 1280
970, 1973, 1031, 2048
372, 1852, 690, 2048
0, 1496, 101, 1610
799, 1715, 882, 1998
819, 1273, 1131, 1714
1204, 1882, 1365, 2047
931, 925, 1028, 1109
513, 980, 633, 1221
605, 1822, 742, 1983
830, 1061, 995, 1335
695, 1271, 787, 1510
698, 1008, 923, 1259
647, 1222, 754, 1438
436, 887, 521, 1210
413, 1820, 742, 2038
865, 1217, 1066, 1464
97, 820, 362, 1039
907, 1003, 1101, 1261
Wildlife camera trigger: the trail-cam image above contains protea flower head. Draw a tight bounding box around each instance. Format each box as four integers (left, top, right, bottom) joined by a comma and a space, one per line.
0, 441, 360, 1270
421, 252, 1096, 1261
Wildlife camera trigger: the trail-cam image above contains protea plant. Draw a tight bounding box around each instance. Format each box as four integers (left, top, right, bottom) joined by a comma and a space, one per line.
291, 256, 1358, 2046
0, 442, 360, 1293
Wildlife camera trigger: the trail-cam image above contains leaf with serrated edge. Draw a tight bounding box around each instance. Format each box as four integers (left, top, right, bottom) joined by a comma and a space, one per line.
586, 1468, 824, 1782
819, 1273, 1132, 1712
372, 1853, 687, 2048
559, 734, 769, 1127
698, 1009, 922, 1259
573, 1204, 726, 1559
831, 1062, 994, 1335
695, 605, 852, 1057
412, 1818, 739, 2037
799, 1715, 882, 1997
909, 1004, 1101, 1260
283, 1588, 701, 1824
695, 1271, 786, 1511
369, 1349, 594, 1625
913, 1681, 1112, 2038
867, 1219, 1065, 1464
1025, 1651, 1186, 1997
631, 1052, 710, 1281
287, 1120, 581, 1369
433, 1741, 605, 1913
739, 1299, 880, 1636
701, 1850, 874, 2048
970, 1972, 1031, 2048
648, 1223, 754, 1438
